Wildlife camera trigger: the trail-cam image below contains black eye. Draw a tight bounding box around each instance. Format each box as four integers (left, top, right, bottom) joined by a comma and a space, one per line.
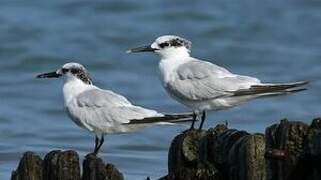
159, 42, 170, 48
62, 68, 68, 74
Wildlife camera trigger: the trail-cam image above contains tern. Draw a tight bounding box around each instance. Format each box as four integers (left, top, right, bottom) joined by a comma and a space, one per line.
36, 62, 194, 155
127, 35, 309, 130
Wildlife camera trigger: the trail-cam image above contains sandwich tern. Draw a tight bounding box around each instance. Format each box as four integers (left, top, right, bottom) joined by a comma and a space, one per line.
36, 62, 194, 155
127, 35, 309, 130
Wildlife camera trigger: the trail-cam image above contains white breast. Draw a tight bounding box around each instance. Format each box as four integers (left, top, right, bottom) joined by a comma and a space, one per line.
158, 57, 190, 86
62, 78, 94, 106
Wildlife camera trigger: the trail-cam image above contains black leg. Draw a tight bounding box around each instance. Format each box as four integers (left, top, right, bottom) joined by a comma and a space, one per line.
93, 135, 99, 154
94, 135, 104, 155
198, 111, 206, 130
190, 111, 197, 130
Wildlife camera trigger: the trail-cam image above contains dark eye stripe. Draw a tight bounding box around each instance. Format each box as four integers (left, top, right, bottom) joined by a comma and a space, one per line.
62, 68, 68, 73
159, 42, 170, 48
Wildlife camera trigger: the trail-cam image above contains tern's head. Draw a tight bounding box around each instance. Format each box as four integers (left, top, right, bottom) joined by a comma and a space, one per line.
36, 62, 92, 85
127, 35, 192, 59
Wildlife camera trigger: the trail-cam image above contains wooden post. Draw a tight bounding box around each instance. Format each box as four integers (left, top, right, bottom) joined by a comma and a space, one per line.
165, 129, 220, 180
43, 150, 81, 180
165, 125, 265, 180
11, 152, 43, 180
228, 134, 266, 180
202, 125, 249, 177
265, 119, 309, 180
10, 118, 321, 180
296, 118, 321, 180
165, 119, 321, 180
82, 153, 123, 180
11, 150, 123, 180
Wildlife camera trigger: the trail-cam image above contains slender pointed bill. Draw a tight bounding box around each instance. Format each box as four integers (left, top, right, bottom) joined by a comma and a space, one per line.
126, 45, 157, 53
36, 71, 61, 78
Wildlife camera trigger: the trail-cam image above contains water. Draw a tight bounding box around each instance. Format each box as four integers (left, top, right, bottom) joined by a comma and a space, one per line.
0, 0, 321, 179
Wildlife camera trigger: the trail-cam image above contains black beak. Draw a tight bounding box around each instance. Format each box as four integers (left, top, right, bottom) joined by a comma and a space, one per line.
35, 71, 61, 78
126, 45, 157, 53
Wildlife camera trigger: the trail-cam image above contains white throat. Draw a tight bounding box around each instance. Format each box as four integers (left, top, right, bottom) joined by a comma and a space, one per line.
158, 48, 191, 84
62, 76, 94, 105
157, 47, 190, 59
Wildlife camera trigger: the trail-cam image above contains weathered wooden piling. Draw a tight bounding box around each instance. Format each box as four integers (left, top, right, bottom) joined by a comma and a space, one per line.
162, 118, 321, 180
43, 150, 80, 180
11, 152, 43, 180
265, 119, 309, 180
164, 129, 220, 180
228, 133, 266, 180
301, 118, 321, 180
82, 153, 123, 180
10, 118, 321, 180
11, 150, 123, 180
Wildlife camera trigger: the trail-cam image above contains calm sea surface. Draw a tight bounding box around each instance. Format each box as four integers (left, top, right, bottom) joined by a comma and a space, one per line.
1, 0, 321, 179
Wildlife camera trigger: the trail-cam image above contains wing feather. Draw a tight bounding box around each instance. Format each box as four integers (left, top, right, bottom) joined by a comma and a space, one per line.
72, 89, 161, 126
77, 89, 131, 107
166, 60, 261, 101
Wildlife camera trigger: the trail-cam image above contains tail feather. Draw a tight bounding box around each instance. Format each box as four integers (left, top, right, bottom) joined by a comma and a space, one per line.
124, 112, 195, 125
233, 81, 309, 97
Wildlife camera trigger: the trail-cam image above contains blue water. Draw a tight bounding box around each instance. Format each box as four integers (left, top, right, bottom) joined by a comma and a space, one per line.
0, 0, 321, 179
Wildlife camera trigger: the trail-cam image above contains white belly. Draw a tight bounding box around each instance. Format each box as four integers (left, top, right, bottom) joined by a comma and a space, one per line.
178, 98, 230, 111
180, 95, 257, 112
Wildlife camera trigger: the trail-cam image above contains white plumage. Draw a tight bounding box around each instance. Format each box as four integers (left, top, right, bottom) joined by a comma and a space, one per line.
160, 57, 262, 111
36, 62, 193, 154
127, 35, 308, 129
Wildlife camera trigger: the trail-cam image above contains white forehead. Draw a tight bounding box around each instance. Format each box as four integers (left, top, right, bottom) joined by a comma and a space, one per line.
62, 62, 85, 69
155, 35, 182, 43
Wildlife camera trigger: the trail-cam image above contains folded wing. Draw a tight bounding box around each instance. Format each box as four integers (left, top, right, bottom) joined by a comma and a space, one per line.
167, 60, 261, 101
74, 89, 162, 126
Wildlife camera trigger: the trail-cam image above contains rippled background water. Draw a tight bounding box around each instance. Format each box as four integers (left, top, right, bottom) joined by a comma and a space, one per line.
0, 0, 321, 179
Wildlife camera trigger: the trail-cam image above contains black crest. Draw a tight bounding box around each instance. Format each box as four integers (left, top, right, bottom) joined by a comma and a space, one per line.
159, 37, 192, 50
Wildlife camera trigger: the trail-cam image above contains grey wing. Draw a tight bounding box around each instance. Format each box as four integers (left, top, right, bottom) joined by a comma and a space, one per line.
107, 106, 162, 124
167, 60, 261, 101
75, 89, 161, 125
77, 88, 132, 108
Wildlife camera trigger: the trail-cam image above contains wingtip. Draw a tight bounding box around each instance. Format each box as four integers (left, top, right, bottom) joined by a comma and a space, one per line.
296, 80, 309, 86
34, 73, 43, 79
163, 112, 195, 118
33, 74, 39, 78
287, 88, 308, 93
124, 112, 195, 125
